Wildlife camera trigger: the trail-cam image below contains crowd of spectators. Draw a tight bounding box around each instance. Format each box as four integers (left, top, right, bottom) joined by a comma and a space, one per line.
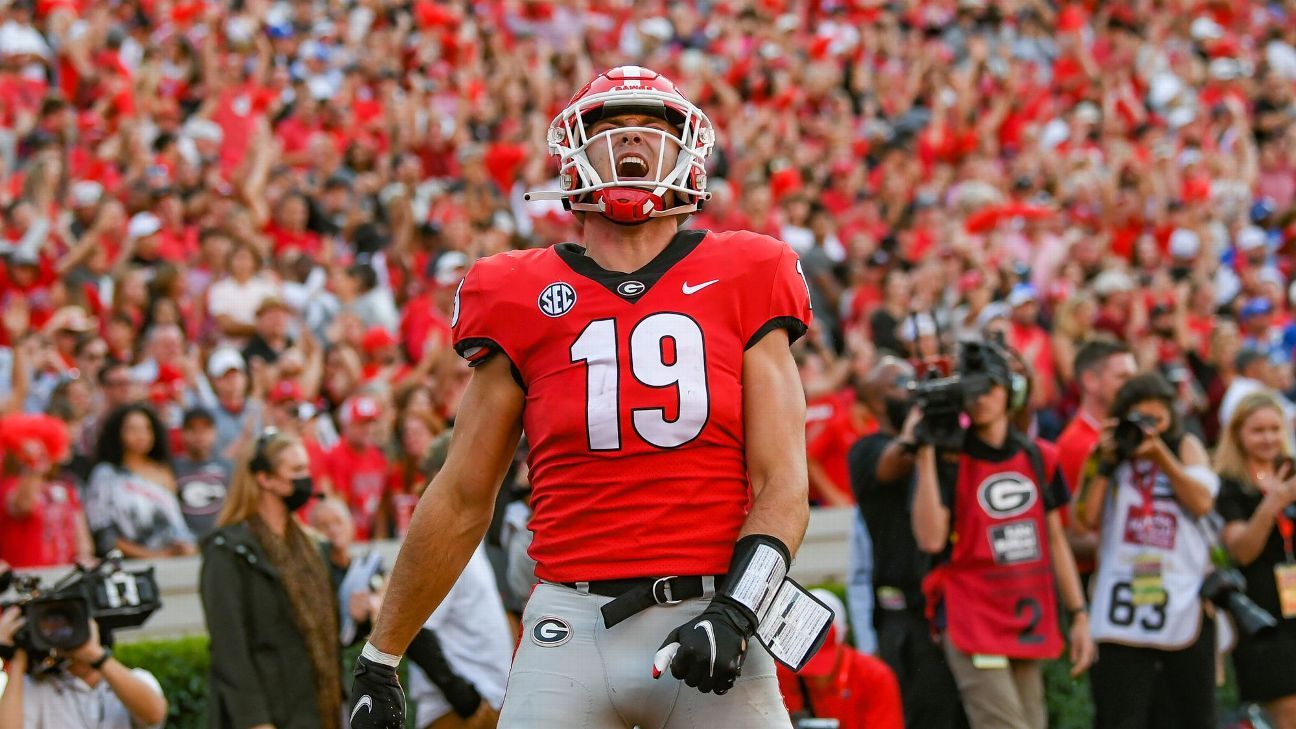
0, 0, 1291, 548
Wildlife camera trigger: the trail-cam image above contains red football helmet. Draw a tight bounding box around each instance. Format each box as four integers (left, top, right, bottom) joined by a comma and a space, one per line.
526, 66, 715, 225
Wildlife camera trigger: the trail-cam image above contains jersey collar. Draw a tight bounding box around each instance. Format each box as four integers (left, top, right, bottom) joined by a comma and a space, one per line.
554, 229, 707, 303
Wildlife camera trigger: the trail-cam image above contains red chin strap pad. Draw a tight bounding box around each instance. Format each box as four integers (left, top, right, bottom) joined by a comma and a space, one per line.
593, 188, 665, 225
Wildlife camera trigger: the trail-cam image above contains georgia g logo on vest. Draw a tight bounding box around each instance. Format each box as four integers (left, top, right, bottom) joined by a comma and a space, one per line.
977, 472, 1038, 518
531, 616, 572, 647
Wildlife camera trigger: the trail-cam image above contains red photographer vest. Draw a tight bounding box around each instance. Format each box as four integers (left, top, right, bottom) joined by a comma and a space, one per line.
941, 440, 1063, 659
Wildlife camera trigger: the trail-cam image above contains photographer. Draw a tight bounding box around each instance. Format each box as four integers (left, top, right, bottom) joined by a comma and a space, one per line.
912, 342, 1094, 729
0, 608, 167, 728
1074, 373, 1218, 729
1215, 392, 1296, 729
847, 356, 967, 729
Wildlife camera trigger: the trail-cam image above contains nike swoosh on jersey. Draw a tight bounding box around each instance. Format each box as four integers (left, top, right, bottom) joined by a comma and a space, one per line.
681, 279, 719, 295
695, 620, 717, 676
350, 695, 373, 723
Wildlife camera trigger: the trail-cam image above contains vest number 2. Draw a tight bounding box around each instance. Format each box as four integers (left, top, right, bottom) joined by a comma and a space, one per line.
570, 314, 709, 451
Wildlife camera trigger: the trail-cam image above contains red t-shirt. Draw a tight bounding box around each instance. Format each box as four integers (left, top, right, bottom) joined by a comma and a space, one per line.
400, 294, 453, 362
777, 648, 904, 729
0, 477, 84, 568
806, 391, 874, 503
1054, 409, 1102, 573
452, 229, 812, 581
326, 441, 390, 541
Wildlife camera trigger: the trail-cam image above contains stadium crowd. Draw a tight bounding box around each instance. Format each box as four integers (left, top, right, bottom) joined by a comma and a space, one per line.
2, 0, 1296, 727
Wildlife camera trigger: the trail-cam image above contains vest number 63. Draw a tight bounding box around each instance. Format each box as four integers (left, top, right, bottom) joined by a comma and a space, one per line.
1108, 580, 1167, 632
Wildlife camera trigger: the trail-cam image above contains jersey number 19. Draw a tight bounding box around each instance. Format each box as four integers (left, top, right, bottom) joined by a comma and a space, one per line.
570, 313, 709, 451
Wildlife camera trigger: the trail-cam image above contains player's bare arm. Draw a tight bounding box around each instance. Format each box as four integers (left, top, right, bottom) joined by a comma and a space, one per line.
370, 353, 522, 655
350, 353, 523, 728
739, 328, 810, 554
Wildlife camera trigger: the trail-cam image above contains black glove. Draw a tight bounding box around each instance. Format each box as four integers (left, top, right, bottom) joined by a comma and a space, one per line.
654, 534, 791, 695
406, 628, 482, 718
349, 654, 405, 729
654, 595, 755, 694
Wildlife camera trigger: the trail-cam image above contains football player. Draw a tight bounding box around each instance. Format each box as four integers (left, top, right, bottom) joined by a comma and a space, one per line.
350, 66, 814, 729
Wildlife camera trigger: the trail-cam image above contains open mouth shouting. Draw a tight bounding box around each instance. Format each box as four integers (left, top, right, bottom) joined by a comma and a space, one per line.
616, 153, 651, 180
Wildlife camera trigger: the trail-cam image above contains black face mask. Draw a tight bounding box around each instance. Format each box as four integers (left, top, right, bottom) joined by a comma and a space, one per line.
884, 396, 911, 433
283, 476, 315, 512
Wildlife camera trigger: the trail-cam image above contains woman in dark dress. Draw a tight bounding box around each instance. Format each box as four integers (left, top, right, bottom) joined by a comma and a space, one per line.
1214, 392, 1296, 729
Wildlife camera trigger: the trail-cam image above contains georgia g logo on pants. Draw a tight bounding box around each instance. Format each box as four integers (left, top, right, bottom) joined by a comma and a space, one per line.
532, 616, 573, 647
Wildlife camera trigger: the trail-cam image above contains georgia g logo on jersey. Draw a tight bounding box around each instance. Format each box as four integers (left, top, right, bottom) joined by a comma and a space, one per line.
977, 473, 1037, 518
538, 282, 577, 317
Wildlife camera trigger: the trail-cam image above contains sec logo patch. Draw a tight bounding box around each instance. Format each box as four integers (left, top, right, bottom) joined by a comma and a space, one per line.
977, 473, 1037, 518
531, 616, 572, 647
538, 282, 577, 317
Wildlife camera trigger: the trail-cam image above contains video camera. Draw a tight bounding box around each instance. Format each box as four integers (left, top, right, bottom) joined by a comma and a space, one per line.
0, 552, 161, 663
908, 339, 1007, 450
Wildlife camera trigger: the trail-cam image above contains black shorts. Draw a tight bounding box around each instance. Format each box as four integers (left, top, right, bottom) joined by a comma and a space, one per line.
1233, 623, 1296, 704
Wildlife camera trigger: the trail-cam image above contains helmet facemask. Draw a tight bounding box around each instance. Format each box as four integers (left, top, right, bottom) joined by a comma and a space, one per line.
538, 88, 715, 225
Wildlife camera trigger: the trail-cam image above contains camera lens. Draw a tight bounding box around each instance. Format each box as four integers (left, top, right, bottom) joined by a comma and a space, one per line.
37, 609, 77, 646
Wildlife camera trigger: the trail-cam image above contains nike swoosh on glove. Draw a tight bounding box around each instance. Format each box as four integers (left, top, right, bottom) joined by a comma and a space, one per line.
653, 596, 754, 695
350, 655, 405, 729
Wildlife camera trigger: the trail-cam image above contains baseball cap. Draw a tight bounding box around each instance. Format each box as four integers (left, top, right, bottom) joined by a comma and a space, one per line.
206, 348, 246, 379
70, 180, 103, 208
127, 212, 162, 240
434, 251, 469, 286
268, 380, 304, 405
1240, 298, 1274, 320
44, 306, 97, 334
799, 589, 848, 678
1091, 270, 1134, 297
1007, 283, 1038, 307
344, 395, 381, 424
361, 326, 399, 354
255, 296, 291, 317
1237, 225, 1269, 252
182, 407, 216, 427
1169, 228, 1200, 259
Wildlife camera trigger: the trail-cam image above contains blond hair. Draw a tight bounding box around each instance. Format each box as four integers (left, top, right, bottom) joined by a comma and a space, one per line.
1214, 392, 1293, 492
217, 431, 303, 527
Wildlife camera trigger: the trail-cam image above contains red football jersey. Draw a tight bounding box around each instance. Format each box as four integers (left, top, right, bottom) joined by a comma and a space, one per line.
452, 229, 812, 581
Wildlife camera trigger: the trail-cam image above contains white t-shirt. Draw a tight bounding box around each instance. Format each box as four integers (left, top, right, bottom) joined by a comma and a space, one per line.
20, 667, 165, 729
206, 274, 281, 328
409, 544, 514, 727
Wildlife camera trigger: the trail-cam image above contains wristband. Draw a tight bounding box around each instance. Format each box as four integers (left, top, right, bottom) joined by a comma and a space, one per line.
717, 534, 791, 628
89, 647, 112, 670
361, 642, 402, 668
1068, 606, 1088, 619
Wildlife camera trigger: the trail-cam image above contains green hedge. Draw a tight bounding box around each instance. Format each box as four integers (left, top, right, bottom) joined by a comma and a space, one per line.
116, 637, 420, 728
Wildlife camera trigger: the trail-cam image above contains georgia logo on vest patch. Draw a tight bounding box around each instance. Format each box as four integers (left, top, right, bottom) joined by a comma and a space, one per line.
538, 282, 577, 317
531, 616, 572, 647
977, 473, 1038, 518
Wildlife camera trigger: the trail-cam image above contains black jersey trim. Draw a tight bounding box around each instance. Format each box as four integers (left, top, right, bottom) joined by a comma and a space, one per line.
454, 337, 526, 391
554, 228, 708, 303
744, 316, 809, 350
